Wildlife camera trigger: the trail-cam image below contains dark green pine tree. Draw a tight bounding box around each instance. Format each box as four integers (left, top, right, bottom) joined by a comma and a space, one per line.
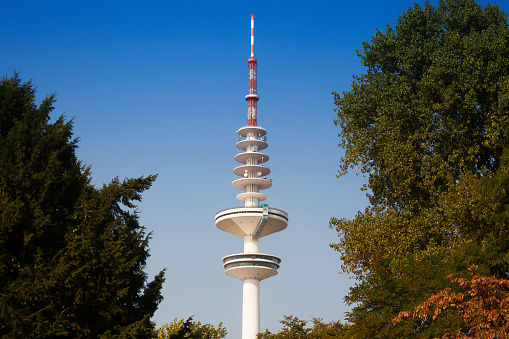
0, 73, 165, 338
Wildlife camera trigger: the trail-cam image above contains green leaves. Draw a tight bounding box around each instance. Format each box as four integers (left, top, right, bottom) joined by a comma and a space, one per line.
335, 0, 509, 209
331, 0, 509, 337
257, 316, 347, 339
156, 317, 227, 339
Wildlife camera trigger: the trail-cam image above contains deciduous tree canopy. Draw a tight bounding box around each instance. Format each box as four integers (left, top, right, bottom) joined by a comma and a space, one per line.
393, 265, 509, 338
156, 317, 227, 339
257, 316, 347, 339
0, 74, 165, 338
331, 0, 509, 337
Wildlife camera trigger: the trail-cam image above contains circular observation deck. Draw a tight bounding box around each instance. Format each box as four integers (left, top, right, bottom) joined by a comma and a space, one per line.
235, 151, 269, 164
233, 164, 270, 177
215, 206, 288, 238
222, 253, 281, 280
232, 177, 272, 190
237, 126, 266, 138
236, 138, 267, 151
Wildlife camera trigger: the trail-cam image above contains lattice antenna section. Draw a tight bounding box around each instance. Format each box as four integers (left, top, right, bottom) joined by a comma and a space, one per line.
246, 14, 259, 127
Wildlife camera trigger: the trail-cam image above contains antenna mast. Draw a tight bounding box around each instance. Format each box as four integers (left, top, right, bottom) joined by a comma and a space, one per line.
246, 14, 259, 126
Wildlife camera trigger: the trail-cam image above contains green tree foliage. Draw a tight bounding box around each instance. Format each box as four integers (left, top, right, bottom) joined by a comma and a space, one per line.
257, 315, 347, 339
0, 73, 165, 338
331, 0, 509, 337
156, 317, 227, 339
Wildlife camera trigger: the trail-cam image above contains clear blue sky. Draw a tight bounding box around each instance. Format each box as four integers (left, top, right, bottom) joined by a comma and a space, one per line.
2, 0, 507, 337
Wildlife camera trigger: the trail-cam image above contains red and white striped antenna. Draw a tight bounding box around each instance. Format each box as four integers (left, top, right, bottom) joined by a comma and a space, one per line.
246, 14, 259, 126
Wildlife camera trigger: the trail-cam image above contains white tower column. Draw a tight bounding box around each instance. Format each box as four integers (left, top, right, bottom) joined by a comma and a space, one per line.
244, 235, 259, 253
242, 279, 260, 339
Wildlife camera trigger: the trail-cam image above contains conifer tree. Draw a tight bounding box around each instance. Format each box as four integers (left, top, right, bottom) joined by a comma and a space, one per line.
0, 73, 165, 338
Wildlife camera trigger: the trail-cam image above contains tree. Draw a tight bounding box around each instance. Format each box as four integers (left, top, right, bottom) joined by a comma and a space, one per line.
0, 73, 165, 337
156, 317, 227, 339
331, 0, 509, 337
257, 315, 347, 339
393, 265, 509, 338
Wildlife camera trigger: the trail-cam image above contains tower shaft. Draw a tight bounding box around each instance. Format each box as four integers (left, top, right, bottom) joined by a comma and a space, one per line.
243, 279, 260, 339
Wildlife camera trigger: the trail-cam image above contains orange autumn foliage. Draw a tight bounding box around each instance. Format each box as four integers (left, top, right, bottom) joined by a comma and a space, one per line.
393, 266, 509, 338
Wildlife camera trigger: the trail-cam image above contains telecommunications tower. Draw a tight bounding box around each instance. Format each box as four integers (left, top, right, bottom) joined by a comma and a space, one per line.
215, 14, 288, 339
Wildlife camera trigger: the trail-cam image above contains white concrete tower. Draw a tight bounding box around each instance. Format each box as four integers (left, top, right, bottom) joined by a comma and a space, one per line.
215, 14, 288, 339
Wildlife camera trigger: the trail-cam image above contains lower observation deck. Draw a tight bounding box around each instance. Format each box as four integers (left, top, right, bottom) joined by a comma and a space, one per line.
222, 253, 281, 280
215, 206, 288, 238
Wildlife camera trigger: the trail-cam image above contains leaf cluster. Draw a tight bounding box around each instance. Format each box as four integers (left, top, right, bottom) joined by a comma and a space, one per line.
156, 317, 227, 339
393, 265, 509, 338
257, 315, 347, 339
